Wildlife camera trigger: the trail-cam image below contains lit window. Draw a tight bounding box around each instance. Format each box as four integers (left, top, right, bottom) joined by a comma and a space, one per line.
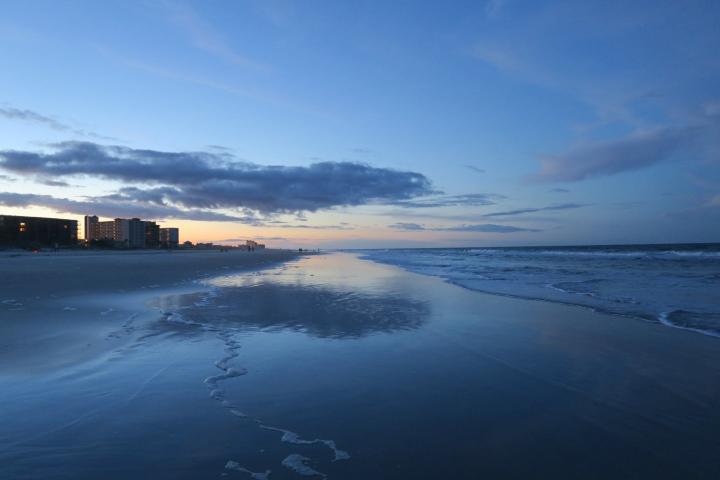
19, 222, 26, 233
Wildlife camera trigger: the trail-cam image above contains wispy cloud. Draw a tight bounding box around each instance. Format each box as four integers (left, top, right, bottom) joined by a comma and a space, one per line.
483, 203, 588, 217
464, 165, 486, 174
531, 126, 702, 182
277, 224, 355, 230
484, 0, 508, 20
0, 106, 115, 140
389, 193, 503, 208
389, 222, 538, 233
0, 106, 69, 131
39, 179, 76, 187
350, 147, 373, 155
162, 0, 267, 71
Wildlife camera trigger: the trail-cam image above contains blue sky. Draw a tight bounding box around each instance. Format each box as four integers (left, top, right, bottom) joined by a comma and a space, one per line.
0, 0, 718, 247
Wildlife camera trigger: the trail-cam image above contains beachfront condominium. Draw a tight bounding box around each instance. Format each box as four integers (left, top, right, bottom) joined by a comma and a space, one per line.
160, 227, 179, 248
145, 221, 160, 248
84, 216, 173, 249
0, 214, 78, 248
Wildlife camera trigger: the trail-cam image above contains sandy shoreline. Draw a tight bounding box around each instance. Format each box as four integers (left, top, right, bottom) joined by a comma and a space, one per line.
0, 249, 304, 373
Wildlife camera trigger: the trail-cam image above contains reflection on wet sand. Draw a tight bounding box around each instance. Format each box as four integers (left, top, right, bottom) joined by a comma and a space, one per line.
149, 283, 430, 339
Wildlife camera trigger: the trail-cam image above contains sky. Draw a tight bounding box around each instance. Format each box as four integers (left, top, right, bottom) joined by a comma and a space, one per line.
0, 0, 719, 248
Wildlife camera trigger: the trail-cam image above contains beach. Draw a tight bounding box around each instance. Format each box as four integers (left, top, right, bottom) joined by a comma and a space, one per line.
1, 251, 719, 479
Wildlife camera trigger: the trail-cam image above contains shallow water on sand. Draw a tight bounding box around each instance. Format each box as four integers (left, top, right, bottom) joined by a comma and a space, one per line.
1, 253, 720, 479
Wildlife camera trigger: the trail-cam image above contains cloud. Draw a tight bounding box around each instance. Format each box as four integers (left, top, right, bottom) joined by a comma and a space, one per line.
0, 141, 434, 215
0, 107, 70, 131
485, 0, 508, 19
389, 222, 538, 233
483, 203, 588, 217
39, 179, 74, 187
350, 147, 372, 155
464, 165, 486, 174
390, 193, 503, 208
206, 144, 234, 152
277, 224, 354, 230
163, 1, 266, 71
548, 188, 570, 193
0, 174, 15, 182
0, 106, 116, 140
532, 126, 702, 182
0, 191, 251, 222
388, 222, 425, 231
706, 194, 720, 207
220, 236, 287, 242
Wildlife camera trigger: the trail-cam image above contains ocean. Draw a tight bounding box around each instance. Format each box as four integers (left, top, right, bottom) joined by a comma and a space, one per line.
359, 243, 720, 337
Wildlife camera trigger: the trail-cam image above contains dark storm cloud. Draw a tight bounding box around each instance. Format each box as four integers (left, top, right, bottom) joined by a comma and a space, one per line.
0, 141, 433, 214
0, 191, 250, 222
532, 126, 701, 182
389, 222, 538, 233
482, 203, 588, 218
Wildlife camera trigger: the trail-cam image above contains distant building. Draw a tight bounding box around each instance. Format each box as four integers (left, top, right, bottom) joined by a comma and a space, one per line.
127, 218, 145, 249
245, 240, 265, 250
145, 221, 160, 248
160, 227, 179, 248
84, 215, 98, 241
85, 216, 158, 248
0, 214, 77, 248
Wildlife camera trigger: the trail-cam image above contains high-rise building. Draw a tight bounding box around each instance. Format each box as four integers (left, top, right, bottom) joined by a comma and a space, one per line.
0, 214, 77, 248
127, 218, 145, 249
85, 217, 144, 248
84, 215, 98, 241
84, 215, 178, 249
160, 227, 179, 248
145, 221, 160, 248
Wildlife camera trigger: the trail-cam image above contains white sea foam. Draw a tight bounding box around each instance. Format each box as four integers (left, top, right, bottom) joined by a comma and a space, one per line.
361, 246, 720, 338
281, 454, 326, 478
658, 312, 720, 338
261, 426, 350, 461
225, 460, 271, 479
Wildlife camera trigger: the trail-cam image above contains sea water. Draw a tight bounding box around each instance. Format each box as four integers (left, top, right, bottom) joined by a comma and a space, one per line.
359, 243, 720, 336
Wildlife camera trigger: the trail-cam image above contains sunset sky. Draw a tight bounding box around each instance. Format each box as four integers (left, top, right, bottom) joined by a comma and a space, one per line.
1, 0, 719, 248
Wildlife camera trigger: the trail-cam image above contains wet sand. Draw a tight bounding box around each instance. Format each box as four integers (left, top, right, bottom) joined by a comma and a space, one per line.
1, 252, 719, 479
0, 249, 302, 372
